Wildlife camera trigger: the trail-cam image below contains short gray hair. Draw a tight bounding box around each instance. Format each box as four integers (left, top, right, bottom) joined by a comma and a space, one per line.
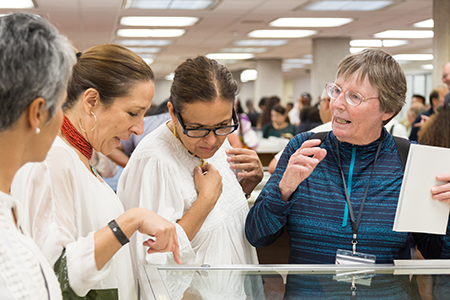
336, 49, 406, 123
0, 13, 76, 130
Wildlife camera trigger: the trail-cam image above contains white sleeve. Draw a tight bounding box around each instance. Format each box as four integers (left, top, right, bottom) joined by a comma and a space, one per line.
118, 156, 196, 265
11, 146, 110, 297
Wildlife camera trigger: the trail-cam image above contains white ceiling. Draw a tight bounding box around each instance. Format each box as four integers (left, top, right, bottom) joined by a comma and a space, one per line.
0, 0, 434, 79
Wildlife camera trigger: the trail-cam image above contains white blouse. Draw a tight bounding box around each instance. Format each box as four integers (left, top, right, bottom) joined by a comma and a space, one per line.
0, 191, 61, 300
11, 137, 136, 300
117, 123, 258, 270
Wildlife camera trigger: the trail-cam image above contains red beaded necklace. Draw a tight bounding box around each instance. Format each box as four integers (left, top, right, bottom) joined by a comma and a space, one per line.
61, 115, 93, 160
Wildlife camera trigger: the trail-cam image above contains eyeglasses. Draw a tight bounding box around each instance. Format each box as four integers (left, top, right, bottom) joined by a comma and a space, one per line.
325, 83, 378, 106
176, 107, 239, 138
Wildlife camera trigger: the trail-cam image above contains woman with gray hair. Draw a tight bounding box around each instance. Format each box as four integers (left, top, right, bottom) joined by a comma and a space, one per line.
246, 49, 450, 268
0, 13, 75, 299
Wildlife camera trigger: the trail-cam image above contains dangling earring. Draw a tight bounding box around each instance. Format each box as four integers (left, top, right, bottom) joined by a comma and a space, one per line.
35, 127, 41, 134
173, 123, 177, 137
79, 111, 97, 133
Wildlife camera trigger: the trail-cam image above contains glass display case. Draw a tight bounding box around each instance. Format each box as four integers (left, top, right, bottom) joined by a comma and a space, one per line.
138, 262, 450, 299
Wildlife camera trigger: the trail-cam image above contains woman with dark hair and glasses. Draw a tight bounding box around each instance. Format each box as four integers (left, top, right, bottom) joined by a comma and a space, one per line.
118, 56, 262, 269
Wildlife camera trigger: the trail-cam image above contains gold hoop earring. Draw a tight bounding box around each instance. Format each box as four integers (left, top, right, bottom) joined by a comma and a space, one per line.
79, 111, 97, 133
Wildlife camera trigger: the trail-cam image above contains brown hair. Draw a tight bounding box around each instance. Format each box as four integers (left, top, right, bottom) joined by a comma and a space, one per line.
65, 44, 154, 109
418, 106, 450, 148
259, 96, 281, 128
336, 49, 406, 123
169, 55, 238, 113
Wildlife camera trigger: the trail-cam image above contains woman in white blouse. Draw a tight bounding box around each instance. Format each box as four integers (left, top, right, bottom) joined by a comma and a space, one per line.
12, 44, 180, 299
0, 13, 75, 300
118, 56, 263, 271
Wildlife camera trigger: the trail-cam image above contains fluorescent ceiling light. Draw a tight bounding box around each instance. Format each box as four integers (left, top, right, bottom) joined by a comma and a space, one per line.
374, 30, 434, 39
350, 40, 382, 47
117, 29, 185, 37
393, 54, 433, 61
270, 18, 353, 27
248, 30, 317, 38
120, 16, 198, 27
206, 53, 254, 60
165, 73, 174, 81
350, 48, 367, 54
0, 0, 34, 8
234, 40, 288, 46
116, 39, 172, 46
241, 70, 257, 82
221, 48, 267, 53
421, 64, 433, 70
284, 58, 313, 64
126, 47, 160, 53
303, 1, 392, 11
282, 63, 305, 69
124, 0, 213, 10
381, 40, 408, 47
350, 39, 408, 47
414, 19, 433, 28
143, 58, 154, 64
139, 54, 155, 59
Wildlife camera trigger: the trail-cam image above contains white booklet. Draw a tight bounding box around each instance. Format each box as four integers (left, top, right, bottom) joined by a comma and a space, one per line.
393, 144, 450, 235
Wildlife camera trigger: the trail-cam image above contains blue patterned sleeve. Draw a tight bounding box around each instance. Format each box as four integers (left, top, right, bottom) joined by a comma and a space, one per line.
245, 132, 314, 247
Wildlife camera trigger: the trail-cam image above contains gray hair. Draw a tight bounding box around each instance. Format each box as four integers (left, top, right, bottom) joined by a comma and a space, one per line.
0, 13, 76, 131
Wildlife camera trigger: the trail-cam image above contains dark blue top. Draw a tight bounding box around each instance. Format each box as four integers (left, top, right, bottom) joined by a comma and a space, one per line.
409, 107, 434, 142
245, 129, 450, 264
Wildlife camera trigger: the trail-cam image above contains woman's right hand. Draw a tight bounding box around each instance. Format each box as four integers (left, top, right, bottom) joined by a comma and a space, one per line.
193, 163, 223, 209
279, 139, 327, 202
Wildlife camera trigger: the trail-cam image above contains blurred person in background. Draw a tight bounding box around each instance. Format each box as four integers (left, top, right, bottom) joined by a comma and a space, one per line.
258, 96, 281, 129
289, 92, 312, 126
262, 105, 296, 139
228, 98, 258, 149
409, 86, 448, 142
245, 99, 260, 128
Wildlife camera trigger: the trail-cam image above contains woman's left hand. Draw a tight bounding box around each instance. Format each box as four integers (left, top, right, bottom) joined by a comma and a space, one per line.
431, 173, 450, 203
226, 148, 264, 195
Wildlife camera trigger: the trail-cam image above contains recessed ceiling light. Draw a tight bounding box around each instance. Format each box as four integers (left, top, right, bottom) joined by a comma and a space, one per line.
124, 0, 214, 10
221, 48, 267, 53
414, 19, 434, 28
0, 0, 34, 8
393, 54, 434, 61
116, 40, 172, 46
284, 59, 313, 64
248, 30, 317, 38
374, 30, 434, 39
126, 47, 160, 53
120, 16, 198, 27
241, 69, 257, 82
234, 40, 288, 46
421, 64, 433, 70
206, 53, 254, 60
117, 29, 185, 37
270, 18, 353, 27
142, 58, 154, 64
303, 1, 392, 11
165, 73, 174, 81
350, 39, 408, 47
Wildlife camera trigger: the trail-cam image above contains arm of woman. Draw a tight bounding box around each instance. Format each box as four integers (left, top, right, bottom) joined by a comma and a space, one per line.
244, 134, 326, 247
226, 148, 263, 195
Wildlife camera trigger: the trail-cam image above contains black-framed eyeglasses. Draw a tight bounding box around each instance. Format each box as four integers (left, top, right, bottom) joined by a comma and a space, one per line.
325, 83, 378, 106
176, 107, 239, 138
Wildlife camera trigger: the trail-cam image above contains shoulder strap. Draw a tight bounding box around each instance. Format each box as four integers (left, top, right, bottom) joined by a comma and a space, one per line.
308, 131, 410, 171
393, 136, 410, 171
308, 131, 328, 142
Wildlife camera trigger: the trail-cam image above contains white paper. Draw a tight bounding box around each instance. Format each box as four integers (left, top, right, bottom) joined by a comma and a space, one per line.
393, 144, 450, 235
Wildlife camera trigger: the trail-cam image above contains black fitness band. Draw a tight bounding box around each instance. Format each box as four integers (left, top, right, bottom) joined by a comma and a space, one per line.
108, 219, 129, 246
